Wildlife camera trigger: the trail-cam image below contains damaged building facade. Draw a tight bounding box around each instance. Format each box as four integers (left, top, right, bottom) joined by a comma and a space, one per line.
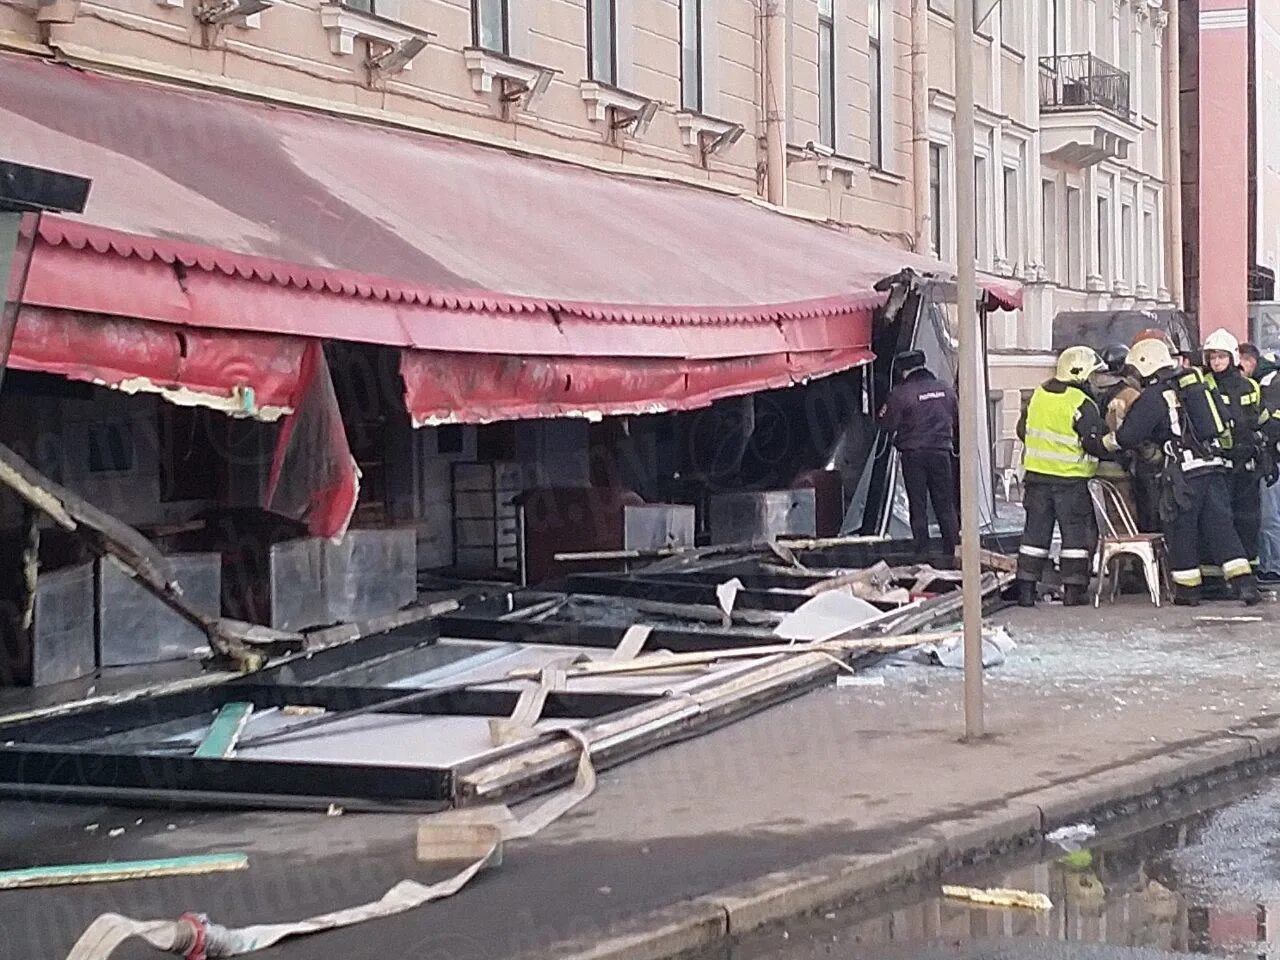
0, 1, 1019, 690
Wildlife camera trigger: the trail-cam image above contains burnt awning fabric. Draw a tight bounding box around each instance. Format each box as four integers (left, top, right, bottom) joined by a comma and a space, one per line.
1, 52, 1020, 421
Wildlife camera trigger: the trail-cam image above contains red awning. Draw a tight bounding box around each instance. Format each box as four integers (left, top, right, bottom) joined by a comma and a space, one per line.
1, 52, 1020, 422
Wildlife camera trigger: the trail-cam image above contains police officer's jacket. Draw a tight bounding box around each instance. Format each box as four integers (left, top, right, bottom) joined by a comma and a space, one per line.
878, 368, 958, 452
1016, 380, 1109, 484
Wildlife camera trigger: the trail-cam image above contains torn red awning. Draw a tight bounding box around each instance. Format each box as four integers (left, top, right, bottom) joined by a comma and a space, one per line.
8, 306, 304, 419
0, 51, 1020, 424
400, 345, 875, 425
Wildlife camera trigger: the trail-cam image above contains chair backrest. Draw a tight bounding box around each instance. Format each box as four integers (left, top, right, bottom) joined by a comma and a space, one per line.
1087, 478, 1140, 539
993, 438, 1021, 471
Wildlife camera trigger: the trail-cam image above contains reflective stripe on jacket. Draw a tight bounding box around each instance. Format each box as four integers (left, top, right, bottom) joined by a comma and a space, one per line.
1022, 385, 1099, 479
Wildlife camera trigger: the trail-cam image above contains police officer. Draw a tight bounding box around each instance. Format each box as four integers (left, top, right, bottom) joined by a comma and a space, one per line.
1015, 346, 1109, 607
1202, 329, 1267, 585
878, 349, 960, 561
1110, 338, 1262, 606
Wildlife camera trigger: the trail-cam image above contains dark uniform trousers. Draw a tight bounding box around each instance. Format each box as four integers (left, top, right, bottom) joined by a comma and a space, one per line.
1016, 480, 1097, 586
900, 449, 960, 555
1232, 468, 1262, 566
1169, 470, 1254, 587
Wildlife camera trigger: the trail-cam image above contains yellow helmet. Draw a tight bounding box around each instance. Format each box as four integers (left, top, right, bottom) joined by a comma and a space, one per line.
1055, 346, 1104, 384
1128, 338, 1177, 379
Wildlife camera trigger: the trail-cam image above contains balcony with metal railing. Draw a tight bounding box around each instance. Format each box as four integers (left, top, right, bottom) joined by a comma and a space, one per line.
1037, 54, 1139, 167
1039, 54, 1133, 122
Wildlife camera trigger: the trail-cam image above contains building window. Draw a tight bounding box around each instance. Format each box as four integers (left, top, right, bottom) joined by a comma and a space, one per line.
344, 0, 374, 12
472, 0, 509, 53
1003, 165, 1021, 271
869, 0, 883, 168
1152, 207, 1162, 289
680, 0, 703, 112
1097, 195, 1112, 281
818, 0, 836, 149
1000, 0, 1023, 51
929, 143, 944, 258
588, 0, 617, 85
1121, 201, 1134, 283
975, 154, 990, 267
1066, 186, 1083, 287
1041, 179, 1057, 281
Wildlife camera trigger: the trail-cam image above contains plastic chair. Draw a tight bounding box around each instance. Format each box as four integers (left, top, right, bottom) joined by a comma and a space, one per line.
1087, 478, 1170, 607
993, 438, 1024, 502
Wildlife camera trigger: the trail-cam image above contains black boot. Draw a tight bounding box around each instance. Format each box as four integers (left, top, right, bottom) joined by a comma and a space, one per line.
1174, 585, 1202, 607
1016, 580, 1037, 608
1236, 576, 1263, 607
1062, 583, 1089, 607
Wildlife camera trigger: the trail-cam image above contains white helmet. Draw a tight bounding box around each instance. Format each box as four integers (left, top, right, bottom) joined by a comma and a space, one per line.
1129, 338, 1177, 379
1202, 327, 1240, 365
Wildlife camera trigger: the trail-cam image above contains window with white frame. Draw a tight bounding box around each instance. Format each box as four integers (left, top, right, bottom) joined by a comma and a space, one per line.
1120, 201, 1134, 284
929, 143, 945, 258
975, 153, 990, 267
1066, 186, 1083, 287
1000, 0, 1023, 51
1042, 179, 1058, 281
869, 0, 884, 168
1038, 0, 1055, 57
1097, 195, 1112, 281
818, 0, 836, 149
588, 0, 617, 85
472, 0, 509, 53
1003, 164, 1021, 272
680, 0, 704, 113
1152, 212, 1162, 295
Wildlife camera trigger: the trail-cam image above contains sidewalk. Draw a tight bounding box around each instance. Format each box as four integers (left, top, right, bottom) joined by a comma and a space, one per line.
4, 597, 1279, 960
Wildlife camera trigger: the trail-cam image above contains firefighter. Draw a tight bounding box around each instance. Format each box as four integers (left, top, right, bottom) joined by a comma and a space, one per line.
1201, 329, 1267, 587
1110, 338, 1262, 606
1242, 343, 1280, 583
878, 349, 960, 561
1015, 346, 1109, 607
1089, 343, 1142, 521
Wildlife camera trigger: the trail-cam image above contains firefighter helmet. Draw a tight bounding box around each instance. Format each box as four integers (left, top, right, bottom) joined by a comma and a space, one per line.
1129, 338, 1178, 379
1099, 343, 1130, 374
1201, 327, 1240, 366
1131, 328, 1172, 349
1055, 346, 1104, 384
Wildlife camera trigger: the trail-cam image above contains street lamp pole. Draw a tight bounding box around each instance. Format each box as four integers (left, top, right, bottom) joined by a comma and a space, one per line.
955, 0, 984, 740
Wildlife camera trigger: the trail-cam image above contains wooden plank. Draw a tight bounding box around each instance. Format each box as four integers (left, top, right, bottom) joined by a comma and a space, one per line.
0, 853, 249, 890
193, 702, 254, 758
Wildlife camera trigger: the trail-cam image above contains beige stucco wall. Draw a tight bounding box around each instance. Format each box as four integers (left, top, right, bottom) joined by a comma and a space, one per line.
0, 0, 917, 244
1257, 1, 1280, 281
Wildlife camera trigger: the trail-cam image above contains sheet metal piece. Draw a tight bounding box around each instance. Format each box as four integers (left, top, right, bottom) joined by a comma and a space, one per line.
31, 561, 96, 686
98, 553, 220, 667
708, 488, 818, 544
623, 505, 695, 552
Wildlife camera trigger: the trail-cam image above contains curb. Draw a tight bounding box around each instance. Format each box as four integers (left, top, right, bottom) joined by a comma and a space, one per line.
521, 720, 1280, 960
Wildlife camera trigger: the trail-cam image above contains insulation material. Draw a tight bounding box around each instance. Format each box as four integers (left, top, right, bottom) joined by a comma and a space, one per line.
264, 342, 359, 540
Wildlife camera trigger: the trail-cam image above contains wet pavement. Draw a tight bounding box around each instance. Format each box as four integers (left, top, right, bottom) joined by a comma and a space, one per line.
710, 777, 1280, 960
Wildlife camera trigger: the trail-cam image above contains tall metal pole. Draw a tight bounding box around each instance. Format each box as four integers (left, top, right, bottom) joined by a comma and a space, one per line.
954, 0, 984, 740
